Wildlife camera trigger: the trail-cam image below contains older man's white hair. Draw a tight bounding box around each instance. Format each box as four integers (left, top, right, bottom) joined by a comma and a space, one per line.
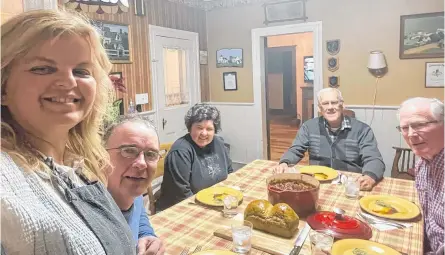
398, 97, 444, 122
317, 88, 344, 104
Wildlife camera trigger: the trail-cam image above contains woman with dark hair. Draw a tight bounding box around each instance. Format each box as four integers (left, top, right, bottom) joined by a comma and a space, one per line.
156, 103, 233, 211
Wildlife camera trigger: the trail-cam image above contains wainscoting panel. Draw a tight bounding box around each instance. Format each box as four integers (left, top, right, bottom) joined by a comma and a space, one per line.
209, 103, 261, 164
346, 106, 403, 177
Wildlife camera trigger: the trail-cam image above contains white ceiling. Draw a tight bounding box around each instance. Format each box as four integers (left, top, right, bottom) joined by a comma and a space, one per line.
167, 0, 275, 11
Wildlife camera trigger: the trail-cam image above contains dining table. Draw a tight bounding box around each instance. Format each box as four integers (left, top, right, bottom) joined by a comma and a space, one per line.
150, 160, 424, 255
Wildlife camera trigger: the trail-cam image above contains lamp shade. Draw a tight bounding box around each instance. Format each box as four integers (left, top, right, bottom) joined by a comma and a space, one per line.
367, 51, 386, 69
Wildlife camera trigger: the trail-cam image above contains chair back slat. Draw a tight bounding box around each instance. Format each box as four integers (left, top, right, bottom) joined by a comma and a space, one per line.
391, 147, 415, 180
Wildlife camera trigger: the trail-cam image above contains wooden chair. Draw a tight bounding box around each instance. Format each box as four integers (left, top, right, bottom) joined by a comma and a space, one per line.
343, 109, 356, 118
145, 142, 173, 215
391, 147, 416, 180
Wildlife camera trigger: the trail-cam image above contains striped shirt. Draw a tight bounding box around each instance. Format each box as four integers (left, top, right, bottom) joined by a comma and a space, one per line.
415, 149, 444, 254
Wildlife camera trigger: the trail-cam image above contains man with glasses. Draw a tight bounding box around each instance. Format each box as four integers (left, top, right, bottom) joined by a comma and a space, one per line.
398, 98, 444, 255
273, 88, 385, 191
104, 116, 165, 255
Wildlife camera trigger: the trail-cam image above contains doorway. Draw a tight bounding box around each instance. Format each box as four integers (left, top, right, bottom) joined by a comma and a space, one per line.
251, 22, 323, 160
149, 25, 201, 143
265, 32, 315, 161
264, 45, 298, 160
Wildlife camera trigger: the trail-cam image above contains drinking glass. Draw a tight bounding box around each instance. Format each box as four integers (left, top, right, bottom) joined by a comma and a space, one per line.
231, 220, 253, 254
222, 195, 239, 218
344, 176, 360, 199
309, 230, 334, 255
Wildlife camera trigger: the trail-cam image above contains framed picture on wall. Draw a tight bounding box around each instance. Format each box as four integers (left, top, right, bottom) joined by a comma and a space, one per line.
223, 72, 238, 91
216, 48, 243, 67
400, 12, 444, 59
304, 56, 314, 83
91, 20, 132, 63
109, 71, 123, 79
425, 62, 444, 88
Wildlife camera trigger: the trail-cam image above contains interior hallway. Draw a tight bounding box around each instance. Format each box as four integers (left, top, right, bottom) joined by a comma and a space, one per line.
269, 115, 309, 164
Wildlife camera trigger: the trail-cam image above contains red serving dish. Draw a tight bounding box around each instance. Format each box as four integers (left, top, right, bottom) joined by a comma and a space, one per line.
267, 173, 320, 217
306, 209, 373, 240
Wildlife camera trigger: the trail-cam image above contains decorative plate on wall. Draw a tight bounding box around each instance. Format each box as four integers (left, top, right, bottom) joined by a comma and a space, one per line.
329, 76, 339, 88
328, 57, 339, 72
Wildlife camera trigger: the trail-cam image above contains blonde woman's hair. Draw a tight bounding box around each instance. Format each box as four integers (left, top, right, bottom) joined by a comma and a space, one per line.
1, 9, 113, 183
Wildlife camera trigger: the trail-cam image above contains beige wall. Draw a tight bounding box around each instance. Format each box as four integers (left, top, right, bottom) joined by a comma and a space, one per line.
268, 33, 313, 117
206, 0, 444, 104
1, 0, 23, 24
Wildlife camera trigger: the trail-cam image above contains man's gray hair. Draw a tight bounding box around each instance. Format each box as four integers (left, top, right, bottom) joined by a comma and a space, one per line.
317, 88, 344, 104
398, 97, 444, 122
103, 114, 158, 144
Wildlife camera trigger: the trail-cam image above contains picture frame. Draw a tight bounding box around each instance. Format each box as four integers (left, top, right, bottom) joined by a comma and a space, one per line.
425, 62, 444, 88
91, 20, 132, 63
223, 72, 238, 91
216, 48, 243, 68
400, 12, 444, 59
304, 56, 314, 83
199, 50, 208, 65
263, 0, 307, 25
109, 71, 123, 80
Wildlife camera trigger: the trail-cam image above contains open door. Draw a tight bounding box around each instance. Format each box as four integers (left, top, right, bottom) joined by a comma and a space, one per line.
264, 44, 297, 160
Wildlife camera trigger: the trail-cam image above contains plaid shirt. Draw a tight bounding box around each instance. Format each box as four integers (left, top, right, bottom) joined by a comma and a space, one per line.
324, 117, 352, 142
415, 148, 444, 254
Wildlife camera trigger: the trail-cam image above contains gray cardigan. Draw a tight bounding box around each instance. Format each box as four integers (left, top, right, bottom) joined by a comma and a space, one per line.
279, 116, 385, 181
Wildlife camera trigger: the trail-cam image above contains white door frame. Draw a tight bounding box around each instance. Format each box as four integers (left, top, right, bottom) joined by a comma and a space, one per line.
252, 21, 323, 159
148, 25, 201, 136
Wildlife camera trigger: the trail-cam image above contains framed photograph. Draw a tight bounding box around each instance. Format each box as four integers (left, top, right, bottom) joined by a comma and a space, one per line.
91, 20, 132, 63
425, 62, 444, 88
109, 71, 123, 79
264, 0, 306, 25
304, 56, 314, 83
216, 48, 243, 68
223, 72, 238, 91
199, 50, 208, 65
400, 12, 444, 59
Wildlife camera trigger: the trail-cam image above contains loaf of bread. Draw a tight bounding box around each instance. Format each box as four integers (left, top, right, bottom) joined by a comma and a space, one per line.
244, 199, 299, 238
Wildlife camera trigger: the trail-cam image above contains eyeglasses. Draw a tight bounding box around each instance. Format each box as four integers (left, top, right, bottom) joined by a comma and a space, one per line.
320, 100, 342, 108
396, 120, 439, 133
106, 145, 166, 162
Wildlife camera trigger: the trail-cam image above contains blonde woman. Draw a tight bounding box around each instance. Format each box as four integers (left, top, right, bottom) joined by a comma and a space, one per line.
1, 10, 134, 254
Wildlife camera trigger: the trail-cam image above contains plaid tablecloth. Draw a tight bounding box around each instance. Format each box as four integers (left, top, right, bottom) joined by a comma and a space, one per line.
151, 160, 424, 254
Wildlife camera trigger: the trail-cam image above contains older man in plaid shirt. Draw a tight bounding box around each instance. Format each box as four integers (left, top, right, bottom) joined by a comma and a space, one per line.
398, 97, 444, 255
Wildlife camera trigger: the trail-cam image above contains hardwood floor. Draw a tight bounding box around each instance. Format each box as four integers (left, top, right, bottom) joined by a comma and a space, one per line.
268, 114, 309, 164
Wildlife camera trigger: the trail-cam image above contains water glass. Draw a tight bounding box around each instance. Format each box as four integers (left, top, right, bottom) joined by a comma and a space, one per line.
222, 195, 239, 218
231, 220, 253, 254
344, 176, 360, 199
309, 230, 334, 255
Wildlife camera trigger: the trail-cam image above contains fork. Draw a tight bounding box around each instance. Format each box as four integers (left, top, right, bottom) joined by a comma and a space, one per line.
191, 245, 203, 254
179, 247, 190, 255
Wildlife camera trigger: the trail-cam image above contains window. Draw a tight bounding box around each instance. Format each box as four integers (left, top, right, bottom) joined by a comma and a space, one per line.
163, 48, 189, 107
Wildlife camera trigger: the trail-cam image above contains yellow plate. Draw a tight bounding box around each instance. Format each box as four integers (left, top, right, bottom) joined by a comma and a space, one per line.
299, 165, 338, 181
193, 250, 236, 255
195, 186, 243, 207
332, 239, 401, 255
359, 195, 420, 220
